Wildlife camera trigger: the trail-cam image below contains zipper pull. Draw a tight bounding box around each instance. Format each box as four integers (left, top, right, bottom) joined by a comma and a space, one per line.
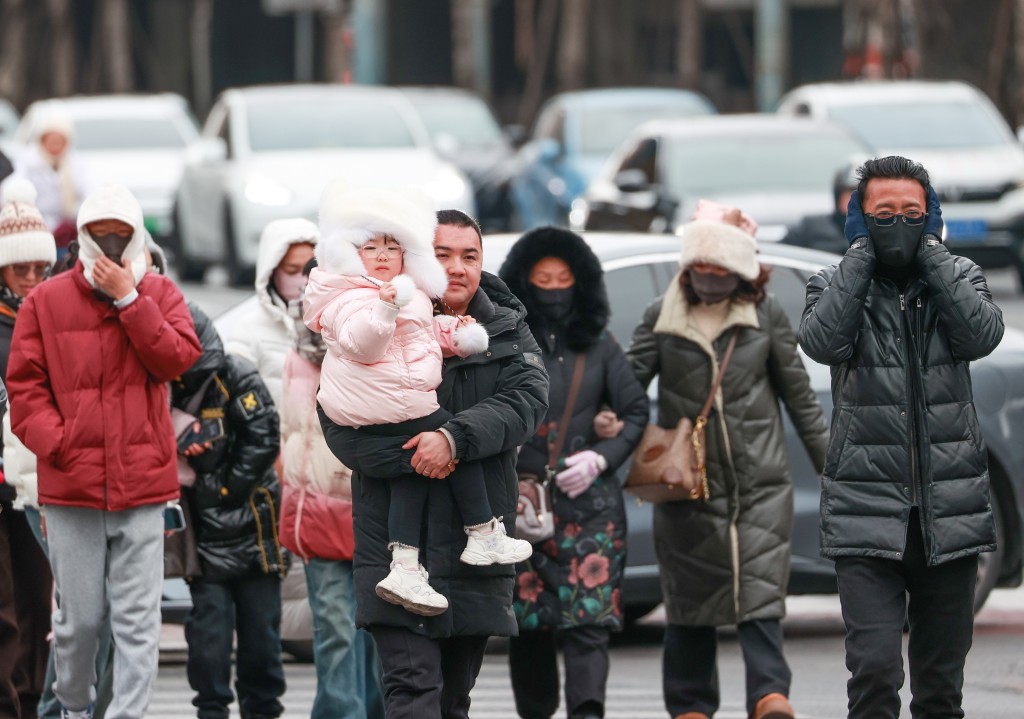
916, 298, 922, 309
900, 294, 906, 311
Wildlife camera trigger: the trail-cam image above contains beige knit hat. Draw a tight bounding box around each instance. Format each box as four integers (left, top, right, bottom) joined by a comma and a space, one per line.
0, 179, 58, 267
679, 219, 759, 281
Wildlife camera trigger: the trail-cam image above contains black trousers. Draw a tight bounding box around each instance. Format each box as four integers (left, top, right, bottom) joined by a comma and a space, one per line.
368, 625, 488, 719
835, 508, 979, 719
662, 619, 791, 718
508, 627, 611, 719
320, 407, 492, 548
185, 575, 286, 719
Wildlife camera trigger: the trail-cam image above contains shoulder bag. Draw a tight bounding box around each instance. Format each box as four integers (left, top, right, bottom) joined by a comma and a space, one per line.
625, 329, 739, 504
516, 354, 586, 544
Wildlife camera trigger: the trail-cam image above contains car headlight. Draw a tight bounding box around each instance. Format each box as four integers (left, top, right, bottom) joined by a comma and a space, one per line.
244, 174, 291, 207
426, 166, 469, 204
569, 198, 589, 231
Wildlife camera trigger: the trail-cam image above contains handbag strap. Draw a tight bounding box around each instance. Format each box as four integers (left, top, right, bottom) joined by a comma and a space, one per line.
548, 354, 587, 470
698, 328, 739, 421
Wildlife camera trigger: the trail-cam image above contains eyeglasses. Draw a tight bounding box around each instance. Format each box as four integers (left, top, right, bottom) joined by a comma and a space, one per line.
865, 211, 928, 227
8, 263, 52, 279
359, 243, 403, 258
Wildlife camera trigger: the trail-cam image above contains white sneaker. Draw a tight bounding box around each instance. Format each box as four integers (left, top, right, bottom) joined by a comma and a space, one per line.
375, 562, 449, 616
61, 707, 93, 719
460, 517, 534, 566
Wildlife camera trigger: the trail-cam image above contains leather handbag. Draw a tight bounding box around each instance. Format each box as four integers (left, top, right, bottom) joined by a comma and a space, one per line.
516, 354, 586, 544
625, 329, 739, 504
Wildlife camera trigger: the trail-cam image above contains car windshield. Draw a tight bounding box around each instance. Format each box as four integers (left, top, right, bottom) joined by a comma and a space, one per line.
579, 102, 709, 155
246, 96, 417, 151
408, 95, 502, 147
828, 101, 1010, 149
73, 117, 191, 150
664, 132, 865, 194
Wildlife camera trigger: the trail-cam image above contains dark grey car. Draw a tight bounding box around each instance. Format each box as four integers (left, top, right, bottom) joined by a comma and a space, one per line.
483, 232, 1024, 619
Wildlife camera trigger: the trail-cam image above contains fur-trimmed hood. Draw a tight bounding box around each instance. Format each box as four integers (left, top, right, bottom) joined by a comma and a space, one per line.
497, 227, 609, 351
316, 181, 447, 298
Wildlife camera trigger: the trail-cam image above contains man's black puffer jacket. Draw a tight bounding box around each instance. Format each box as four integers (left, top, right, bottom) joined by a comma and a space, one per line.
340, 273, 549, 639
799, 234, 1004, 566
174, 305, 285, 582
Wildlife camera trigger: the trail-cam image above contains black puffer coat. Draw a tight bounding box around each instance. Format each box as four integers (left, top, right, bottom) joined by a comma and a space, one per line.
799, 236, 1004, 565
347, 273, 549, 638
173, 305, 285, 582
628, 283, 828, 626
498, 228, 648, 631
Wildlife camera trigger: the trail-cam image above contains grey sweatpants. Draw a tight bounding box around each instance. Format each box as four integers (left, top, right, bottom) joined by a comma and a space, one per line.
44, 504, 164, 719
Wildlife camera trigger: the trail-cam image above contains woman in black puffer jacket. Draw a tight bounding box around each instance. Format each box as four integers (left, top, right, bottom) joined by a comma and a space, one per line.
172, 305, 287, 719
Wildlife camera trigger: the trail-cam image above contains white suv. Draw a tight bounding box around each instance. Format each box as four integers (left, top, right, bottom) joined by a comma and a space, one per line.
777, 80, 1024, 286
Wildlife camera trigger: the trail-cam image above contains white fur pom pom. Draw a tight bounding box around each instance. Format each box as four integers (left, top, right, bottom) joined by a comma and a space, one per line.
1, 178, 38, 205
453, 322, 489, 355
391, 274, 417, 308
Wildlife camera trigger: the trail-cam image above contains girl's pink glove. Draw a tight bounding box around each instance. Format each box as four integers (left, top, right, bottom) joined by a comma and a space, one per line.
555, 450, 607, 498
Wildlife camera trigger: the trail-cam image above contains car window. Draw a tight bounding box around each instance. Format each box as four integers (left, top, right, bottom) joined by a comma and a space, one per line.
534, 106, 564, 143
579, 102, 709, 155
73, 117, 190, 150
767, 265, 812, 328
828, 100, 1012, 150
408, 94, 502, 147
617, 138, 659, 183
605, 264, 660, 346
246, 96, 416, 151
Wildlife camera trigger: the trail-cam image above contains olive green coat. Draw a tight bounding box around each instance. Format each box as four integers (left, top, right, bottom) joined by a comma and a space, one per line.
626, 282, 828, 626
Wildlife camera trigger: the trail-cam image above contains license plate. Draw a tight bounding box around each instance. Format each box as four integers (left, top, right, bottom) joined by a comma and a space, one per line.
945, 218, 988, 243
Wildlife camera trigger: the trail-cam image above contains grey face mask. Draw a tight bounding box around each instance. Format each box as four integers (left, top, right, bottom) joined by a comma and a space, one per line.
91, 232, 131, 264
870, 221, 923, 268
688, 271, 740, 304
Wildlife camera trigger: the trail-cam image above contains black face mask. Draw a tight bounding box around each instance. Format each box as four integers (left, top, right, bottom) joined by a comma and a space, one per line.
91, 233, 132, 264
532, 286, 575, 323
688, 271, 740, 305
869, 221, 922, 268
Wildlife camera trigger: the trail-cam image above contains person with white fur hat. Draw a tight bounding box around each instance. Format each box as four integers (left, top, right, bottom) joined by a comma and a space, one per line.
626, 201, 828, 719
306, 182, 532, 617
0, 178, 57, 719
6, 183, 201, 719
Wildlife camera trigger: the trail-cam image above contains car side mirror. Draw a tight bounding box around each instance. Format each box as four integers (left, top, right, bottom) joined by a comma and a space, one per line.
503, 124, 527, 147
613, 169, 651, 193
433, 131, 460, 155
196, 137, 227, 164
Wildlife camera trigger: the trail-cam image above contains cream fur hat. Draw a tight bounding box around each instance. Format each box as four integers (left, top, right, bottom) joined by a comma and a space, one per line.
0, 179, 57, 267
679, 219, 760, 281
316, 182, 447, 298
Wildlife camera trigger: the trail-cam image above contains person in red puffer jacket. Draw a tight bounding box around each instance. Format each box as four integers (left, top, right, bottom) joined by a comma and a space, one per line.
6, 183, 201, 719
278, 258, 383, 719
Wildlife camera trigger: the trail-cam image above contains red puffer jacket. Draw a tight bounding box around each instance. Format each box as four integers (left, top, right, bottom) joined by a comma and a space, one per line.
8, 266, 201, 511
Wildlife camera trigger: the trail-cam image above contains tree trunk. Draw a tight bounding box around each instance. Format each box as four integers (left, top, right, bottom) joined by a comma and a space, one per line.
518, 0, 559, 126
46, 0, 76, 96
191, 0, 214, 116
101, 0, 133, 92
676, 0, 701, 90
1016, 0, 1024, 125
557, 0, 586, 91
0, 0, 29, 106
323, 6, 352, 84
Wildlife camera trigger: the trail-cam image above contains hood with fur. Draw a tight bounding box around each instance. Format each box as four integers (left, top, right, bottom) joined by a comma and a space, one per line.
76, 184, 147, 288
497, 226, 610, 351
679, 219, 759, 281
316, 182, 447, 298
255, 217, 319, 326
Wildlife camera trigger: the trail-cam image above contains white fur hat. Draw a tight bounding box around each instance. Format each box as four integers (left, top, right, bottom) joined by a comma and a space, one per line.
316, 182, 448, 298
0, 178, 57, 268
679, 220, 760, 281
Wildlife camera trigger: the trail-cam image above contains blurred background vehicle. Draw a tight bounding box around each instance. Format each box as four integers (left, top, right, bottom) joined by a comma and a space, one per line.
508, 87, 716, 230
777, 80, 1024, 287
12, 94, 199, 241
172, 84, 476, 286
400, 86, 521, 232
581, 115, 868, 241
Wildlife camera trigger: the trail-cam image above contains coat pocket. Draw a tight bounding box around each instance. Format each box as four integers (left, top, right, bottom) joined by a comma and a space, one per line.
823, 406, 854, 478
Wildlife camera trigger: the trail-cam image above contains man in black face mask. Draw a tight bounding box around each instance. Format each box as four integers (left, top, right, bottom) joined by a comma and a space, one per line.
799, 156, 1004, 719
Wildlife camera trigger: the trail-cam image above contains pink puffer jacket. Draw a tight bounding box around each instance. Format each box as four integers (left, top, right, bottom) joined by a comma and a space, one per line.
304, 269, 470, 428
278, 350, 354, 561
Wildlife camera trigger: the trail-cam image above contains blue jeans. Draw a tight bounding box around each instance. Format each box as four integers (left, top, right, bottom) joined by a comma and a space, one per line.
304, 558, 384, 719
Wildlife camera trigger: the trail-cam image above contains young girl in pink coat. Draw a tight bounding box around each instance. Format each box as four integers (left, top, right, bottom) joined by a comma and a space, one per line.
305, 183, 532, 616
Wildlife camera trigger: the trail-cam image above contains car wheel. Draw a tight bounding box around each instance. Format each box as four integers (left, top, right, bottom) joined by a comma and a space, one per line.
280, 639, 315, 663
974, 485, 1005, 613
223, 202, 254, 287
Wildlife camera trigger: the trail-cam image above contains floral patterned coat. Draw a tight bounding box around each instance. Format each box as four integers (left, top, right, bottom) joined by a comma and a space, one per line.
512, 332, 648, 631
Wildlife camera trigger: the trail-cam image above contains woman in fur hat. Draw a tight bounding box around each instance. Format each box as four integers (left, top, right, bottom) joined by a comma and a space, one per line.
307, 182, 532, 618
626, 205, 829, 719
498, 227, 649, 719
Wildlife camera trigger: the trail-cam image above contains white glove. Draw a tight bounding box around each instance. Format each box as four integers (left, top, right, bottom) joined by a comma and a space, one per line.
555, 450, 607, 499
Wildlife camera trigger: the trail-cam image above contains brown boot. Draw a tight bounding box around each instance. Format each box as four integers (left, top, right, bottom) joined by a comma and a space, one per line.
674, 714, 711, 719
752, 692, 795, 719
